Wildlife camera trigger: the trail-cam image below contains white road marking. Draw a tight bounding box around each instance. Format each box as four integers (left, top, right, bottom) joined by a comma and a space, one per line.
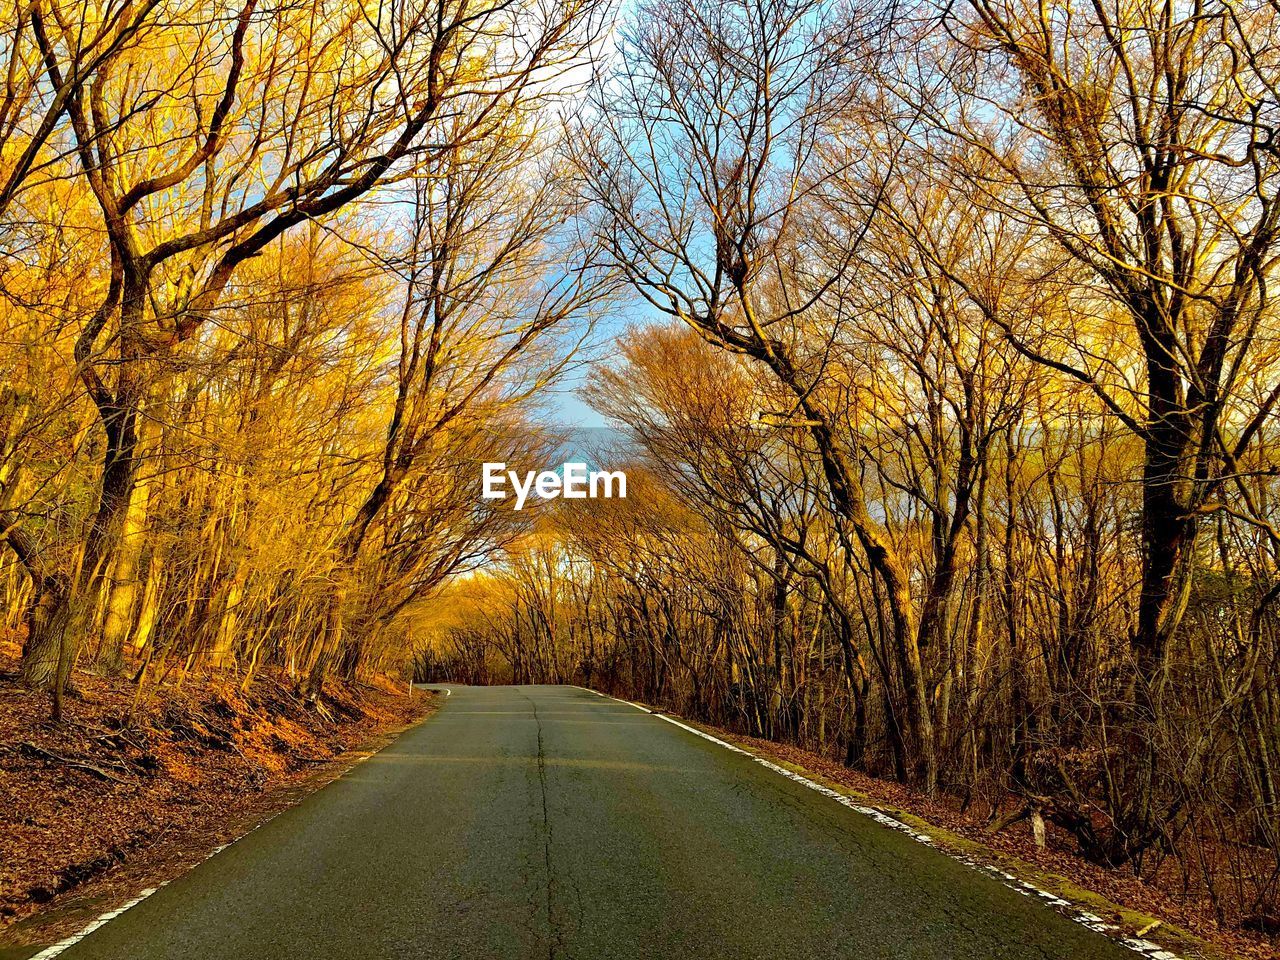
24, 717, 411, 957
575, 685, 1184, 960
413, 684, 451, 696
28, 887, 163, 960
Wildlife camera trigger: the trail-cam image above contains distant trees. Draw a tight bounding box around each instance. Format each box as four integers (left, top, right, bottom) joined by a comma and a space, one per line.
2, 0, 1278, 935
318, 108, 605, 693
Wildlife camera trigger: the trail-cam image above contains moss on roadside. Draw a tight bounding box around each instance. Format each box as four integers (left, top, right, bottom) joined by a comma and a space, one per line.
682, 720, 1218, 960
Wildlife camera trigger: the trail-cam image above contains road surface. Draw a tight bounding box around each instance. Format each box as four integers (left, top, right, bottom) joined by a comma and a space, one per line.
40, 685, 1137, 959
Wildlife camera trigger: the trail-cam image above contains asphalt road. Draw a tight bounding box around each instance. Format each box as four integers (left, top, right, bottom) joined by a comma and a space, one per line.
44, 685, 1137, 959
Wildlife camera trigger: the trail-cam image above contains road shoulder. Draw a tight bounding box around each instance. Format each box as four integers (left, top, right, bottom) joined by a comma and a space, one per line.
0, 658, 439, 958
599, 694, 1240, 960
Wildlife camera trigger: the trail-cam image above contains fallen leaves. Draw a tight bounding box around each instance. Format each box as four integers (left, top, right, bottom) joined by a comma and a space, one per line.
716, 732, 1280, 960
0, 644, 432, 939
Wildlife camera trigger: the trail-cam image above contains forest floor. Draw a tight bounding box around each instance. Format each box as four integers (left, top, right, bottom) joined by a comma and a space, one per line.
0, 640, 435, 951
664, 713, 1276, 960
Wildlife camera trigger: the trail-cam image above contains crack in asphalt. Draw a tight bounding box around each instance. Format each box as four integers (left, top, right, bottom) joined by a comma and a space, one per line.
527, 694, 562, 960
31, 686, 1143, 960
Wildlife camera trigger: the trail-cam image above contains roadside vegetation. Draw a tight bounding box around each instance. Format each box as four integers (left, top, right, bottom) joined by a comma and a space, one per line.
0, 0, 607, 710
0, 640, 433, 941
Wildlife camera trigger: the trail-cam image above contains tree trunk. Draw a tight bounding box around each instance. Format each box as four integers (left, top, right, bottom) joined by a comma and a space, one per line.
209, 566, 246, 670
97, 468, 151, 673
20, 282, 145, 709
130, 548, 163, 656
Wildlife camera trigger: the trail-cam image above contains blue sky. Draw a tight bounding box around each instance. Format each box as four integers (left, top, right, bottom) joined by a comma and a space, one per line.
539, 297, 664, 430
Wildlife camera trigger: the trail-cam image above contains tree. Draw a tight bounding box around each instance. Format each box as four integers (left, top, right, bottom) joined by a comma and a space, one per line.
14, 0, 605, 716
922, 0, 1280, 863
575, 0, 947, 792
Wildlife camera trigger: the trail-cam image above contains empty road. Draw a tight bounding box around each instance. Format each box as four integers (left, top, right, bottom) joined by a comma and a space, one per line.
40, 685, 1137, 959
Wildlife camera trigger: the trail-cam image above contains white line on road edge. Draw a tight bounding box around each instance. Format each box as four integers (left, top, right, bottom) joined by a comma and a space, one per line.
412, 684, 451, 696
27, 887, 162, 960
576, 686, 1184, 960
25, 726, 407, 958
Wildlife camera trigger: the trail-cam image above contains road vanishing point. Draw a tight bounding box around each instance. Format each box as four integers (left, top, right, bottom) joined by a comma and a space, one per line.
39, 685, 1139, 959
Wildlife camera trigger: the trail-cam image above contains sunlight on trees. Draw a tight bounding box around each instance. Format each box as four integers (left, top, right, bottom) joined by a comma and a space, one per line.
1, 0, 1278, 937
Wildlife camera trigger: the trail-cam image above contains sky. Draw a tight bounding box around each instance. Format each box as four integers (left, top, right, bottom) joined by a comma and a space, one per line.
549, 384, 610, 429
538, 297, 664, 431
